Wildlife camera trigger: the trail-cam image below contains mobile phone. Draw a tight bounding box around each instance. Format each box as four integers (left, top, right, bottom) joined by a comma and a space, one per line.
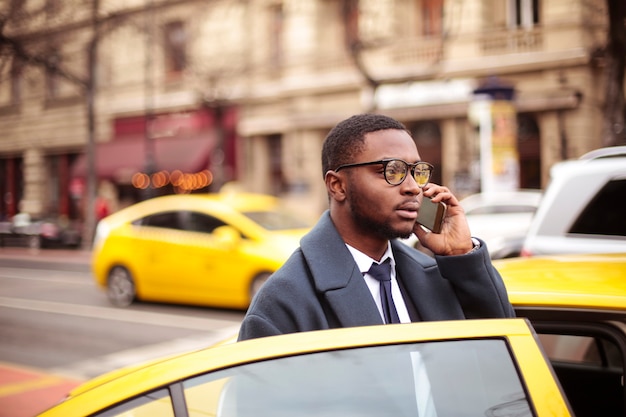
416, 197, 447, 233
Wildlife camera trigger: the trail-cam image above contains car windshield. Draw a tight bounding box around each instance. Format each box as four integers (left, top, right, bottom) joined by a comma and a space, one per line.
243, 210, 309, 231
183, 338, 533, 417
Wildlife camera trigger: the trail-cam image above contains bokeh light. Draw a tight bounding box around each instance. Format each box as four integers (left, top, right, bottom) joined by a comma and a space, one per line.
131, 169, 213, 193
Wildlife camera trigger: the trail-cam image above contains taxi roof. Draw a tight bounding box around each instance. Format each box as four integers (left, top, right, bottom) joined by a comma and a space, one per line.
495, 253, 626, 312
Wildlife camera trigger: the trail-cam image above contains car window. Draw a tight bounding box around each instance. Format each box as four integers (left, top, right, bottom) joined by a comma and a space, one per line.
538, 334, 623, 368
535, 328, 625, 417
467, 205, 537, 215
183, 339, 533, 417
93, 388, 174, 417
569, 179, 626, 236
134, 212, 183, 230
132, 211, 235, 236
181, 211, 227, 234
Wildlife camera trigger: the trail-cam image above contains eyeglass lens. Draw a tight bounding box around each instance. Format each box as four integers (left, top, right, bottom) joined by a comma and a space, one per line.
385, 160, 431, 187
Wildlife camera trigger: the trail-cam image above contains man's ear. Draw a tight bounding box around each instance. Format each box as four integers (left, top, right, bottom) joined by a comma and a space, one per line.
325, 170, 347, 202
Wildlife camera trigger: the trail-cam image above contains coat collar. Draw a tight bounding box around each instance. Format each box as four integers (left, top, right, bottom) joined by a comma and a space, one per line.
300, 211, 383, 326
299, 211, 448, 326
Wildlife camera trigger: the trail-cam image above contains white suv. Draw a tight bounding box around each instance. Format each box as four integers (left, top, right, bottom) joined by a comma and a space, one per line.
521, 146, 626, 256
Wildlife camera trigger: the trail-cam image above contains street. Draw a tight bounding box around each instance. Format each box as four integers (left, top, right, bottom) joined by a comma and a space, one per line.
0, 248, 244, 416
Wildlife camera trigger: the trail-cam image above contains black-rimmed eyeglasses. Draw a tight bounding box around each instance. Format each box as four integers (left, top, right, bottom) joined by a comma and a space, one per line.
334, 159, 434, 187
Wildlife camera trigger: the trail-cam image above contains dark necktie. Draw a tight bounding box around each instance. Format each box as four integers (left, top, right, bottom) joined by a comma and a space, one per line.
367, 259, 400, 324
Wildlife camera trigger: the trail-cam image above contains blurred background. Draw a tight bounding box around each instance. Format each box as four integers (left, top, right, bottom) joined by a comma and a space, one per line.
1, 0, 625, 249
2, 3, 626, 415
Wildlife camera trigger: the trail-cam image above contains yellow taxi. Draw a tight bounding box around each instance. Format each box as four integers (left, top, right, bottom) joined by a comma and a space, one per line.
91, 191, 310, 309
38, 253, 626, 417
494, 253, 626, 417
37, 318, 570, 417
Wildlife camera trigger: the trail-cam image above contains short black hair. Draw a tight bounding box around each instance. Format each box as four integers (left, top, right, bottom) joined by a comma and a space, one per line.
321, 113, 408, 177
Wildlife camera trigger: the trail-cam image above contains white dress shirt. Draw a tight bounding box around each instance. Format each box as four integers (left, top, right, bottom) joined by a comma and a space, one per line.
345, 242, 411, 323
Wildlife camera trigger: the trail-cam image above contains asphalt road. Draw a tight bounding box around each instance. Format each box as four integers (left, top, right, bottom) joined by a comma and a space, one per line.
0, 247, 244, 416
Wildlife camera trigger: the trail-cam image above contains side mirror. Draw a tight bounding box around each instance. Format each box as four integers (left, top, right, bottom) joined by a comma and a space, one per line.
213, 225, 241, 249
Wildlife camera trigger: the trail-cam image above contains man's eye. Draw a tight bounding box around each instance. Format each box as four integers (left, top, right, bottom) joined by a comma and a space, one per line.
387, 166, 403, 175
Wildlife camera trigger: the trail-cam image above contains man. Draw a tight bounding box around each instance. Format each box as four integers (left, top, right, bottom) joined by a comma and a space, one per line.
238, 113, 514, 341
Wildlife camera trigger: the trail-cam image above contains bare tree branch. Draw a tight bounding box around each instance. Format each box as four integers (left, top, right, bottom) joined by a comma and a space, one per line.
0, 1, 138, 91
341, 0, 379, 92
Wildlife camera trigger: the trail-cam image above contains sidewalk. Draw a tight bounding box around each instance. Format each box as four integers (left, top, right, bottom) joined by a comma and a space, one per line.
0, 363, 83, 417
0, 247, 90, 415
0, 247, 91, 266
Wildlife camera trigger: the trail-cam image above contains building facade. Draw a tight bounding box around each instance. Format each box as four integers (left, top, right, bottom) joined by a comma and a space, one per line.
0, 0, 613, 231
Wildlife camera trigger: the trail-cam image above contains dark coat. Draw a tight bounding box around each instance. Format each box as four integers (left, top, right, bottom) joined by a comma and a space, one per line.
238, 211, 515, 340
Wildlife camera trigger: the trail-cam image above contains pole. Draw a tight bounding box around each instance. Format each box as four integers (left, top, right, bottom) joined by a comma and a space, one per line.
82, 0, 100, 249
143, 0, 156, 199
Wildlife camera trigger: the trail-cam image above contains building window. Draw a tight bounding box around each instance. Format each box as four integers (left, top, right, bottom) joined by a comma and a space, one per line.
508, 0, 540, 29
343, 0, 359, 48
481, 0, 542, 53
422, 0, 443, 38
164, 21, 187, 77
268, 3, 283, 71
517, 113, 541, 189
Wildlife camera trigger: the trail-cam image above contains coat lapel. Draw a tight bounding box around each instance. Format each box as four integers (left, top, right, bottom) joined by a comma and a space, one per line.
391, 241, 465, 320
300, 212, 384, 327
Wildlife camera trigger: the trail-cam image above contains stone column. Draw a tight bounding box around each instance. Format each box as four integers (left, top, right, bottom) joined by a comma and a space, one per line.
20, 148, 46, 218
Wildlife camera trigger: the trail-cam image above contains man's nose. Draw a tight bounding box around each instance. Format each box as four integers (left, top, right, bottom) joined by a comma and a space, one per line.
400, 171, 422, 194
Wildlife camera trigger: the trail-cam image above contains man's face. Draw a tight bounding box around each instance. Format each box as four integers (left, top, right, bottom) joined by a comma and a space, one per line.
344, 129, 423, 240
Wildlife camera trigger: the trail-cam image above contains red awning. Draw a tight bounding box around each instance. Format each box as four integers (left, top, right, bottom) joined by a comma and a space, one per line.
71, 134, 216, 183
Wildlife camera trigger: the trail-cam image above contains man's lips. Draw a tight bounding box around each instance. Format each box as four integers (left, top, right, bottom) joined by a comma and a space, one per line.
397, 202, 419, 220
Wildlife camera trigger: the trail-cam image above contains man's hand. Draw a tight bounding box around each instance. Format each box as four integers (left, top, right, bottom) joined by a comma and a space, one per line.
413, 184, 474, 256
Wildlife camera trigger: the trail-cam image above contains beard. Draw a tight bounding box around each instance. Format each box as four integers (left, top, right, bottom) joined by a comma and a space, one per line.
347, 186, 413, 240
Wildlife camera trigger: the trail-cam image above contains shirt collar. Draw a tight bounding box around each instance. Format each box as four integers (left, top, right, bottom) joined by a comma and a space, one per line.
345, 241, 396, 274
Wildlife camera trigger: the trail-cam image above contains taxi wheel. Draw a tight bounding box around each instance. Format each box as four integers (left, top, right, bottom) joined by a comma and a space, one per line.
250, 272, 271, 301
107, 266, 136, 307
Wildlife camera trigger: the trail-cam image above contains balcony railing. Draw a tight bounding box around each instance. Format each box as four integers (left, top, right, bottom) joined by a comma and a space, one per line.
387, 37, 444, 66
479, 28, 543, 54
225, 22, 607, 90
